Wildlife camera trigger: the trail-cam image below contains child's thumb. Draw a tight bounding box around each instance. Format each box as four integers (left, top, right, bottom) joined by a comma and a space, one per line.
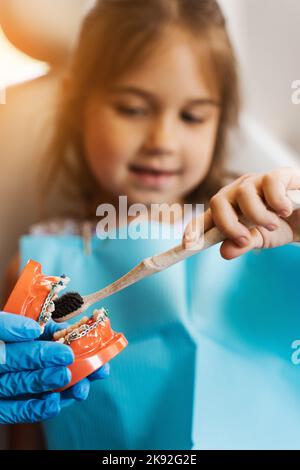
220, 227, 264, 260
182, 209, 214, 250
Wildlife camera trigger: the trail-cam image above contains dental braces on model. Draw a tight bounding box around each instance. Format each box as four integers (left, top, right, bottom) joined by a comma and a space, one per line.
38, 275, 70, 329
53, 308, 109, 345
3, 259, 128, 391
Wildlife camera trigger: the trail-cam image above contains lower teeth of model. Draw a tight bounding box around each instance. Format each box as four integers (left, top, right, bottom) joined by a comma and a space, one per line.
54, 308, 108, 344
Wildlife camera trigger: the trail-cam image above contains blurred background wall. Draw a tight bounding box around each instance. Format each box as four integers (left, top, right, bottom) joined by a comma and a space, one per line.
220, 0, 300, 152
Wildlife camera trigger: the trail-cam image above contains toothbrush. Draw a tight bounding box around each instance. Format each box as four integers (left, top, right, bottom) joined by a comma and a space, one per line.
53, 189, 300, 322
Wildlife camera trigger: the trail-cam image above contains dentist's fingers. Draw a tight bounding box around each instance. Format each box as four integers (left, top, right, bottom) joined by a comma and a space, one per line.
59, 364, 111, 408
0, 367, 72, 397
88, 363, 110, 381
61, 378, 90, 404
0, 341, 74, 373
0, 393, 61, 424
40, 319, 70, 340
0, 313, 42, 342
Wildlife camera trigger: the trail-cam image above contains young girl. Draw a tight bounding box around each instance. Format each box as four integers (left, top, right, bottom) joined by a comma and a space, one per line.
7, 0, 300, 450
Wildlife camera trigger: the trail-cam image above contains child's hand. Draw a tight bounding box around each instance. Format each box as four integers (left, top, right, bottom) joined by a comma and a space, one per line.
183, 167, 300, 260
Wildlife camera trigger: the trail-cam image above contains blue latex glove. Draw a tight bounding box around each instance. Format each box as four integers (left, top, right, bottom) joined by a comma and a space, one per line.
0, 313, 110, 424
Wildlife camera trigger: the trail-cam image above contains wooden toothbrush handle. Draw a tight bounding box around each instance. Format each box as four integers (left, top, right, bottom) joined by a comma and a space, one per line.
149, 189, 300, 269
84, 189, 300, 304
56, 225, 225, 321
81, 225, 225, 310
146, 226, 224, 270
67, 188, 300, 317
154, 189, 300, 266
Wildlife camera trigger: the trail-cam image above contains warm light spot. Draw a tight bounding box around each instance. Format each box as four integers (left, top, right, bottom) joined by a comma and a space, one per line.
0, 27, 48, 87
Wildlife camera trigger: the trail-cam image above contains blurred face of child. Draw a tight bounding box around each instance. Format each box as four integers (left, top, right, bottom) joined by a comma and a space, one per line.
83, 28, 221, 206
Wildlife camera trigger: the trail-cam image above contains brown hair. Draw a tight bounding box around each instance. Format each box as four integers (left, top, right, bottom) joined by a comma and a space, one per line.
44, 0, 240, 218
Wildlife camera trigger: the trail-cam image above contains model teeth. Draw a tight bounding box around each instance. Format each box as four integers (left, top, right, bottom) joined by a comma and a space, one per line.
93, 308, 108, 322
53, 329, 67, 341
53, 309, 109, 344
53, 316, 89, 341
40, 280, 54, 289
55, 278, 70, 294
47, 301, 55, 313
59, 276, 70, 286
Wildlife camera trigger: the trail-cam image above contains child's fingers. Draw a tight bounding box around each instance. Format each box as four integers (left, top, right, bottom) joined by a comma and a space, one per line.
266, 167, 300, 190
182, 209, 214, 249
220, 228, 264, 260
220, 219, 294, 260
236, 183, 280, 229
210, 196, 251, 247
286, 210, 300, 242
262, 174, 293, 217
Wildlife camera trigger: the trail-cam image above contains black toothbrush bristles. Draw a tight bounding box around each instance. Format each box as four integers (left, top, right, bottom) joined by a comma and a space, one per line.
53, 292, 84, 320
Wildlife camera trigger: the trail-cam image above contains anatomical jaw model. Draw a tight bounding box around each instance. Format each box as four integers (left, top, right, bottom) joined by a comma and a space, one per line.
3, 260, 128, 390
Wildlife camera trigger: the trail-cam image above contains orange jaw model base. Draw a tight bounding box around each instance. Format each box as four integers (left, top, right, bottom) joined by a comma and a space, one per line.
4, 260, 69, 329
3, 259, 128, 390
53, 309, 128, 391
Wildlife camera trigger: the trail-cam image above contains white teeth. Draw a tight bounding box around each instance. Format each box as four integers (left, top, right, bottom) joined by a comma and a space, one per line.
53, 310, 108, 344
54, 285, 66, 294
93, 308, 108, 324
53, 329, 67, 341
40, 280, 53, 289
93, 308, 105, 320
48, 301, 55, 313
93, 309, 101, 321
77, 317, 89, 327
54, 317, 89, 342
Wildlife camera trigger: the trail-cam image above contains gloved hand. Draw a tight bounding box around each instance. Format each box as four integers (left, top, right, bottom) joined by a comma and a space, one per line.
0, 312, 110, 424
42, 319, 110, 408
